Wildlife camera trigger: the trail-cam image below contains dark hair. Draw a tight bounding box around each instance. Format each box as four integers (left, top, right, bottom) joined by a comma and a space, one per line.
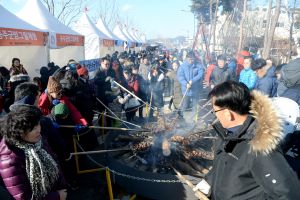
217, 54, 226, 61
243, 47, 249, 51
0, 105, 42, 144
12, 58, 20, 65
14, 82, 39, 102
208, 81, 252, 115
275, 63, 287, 73
40, 66, 49, 76
251, 58, 266, 71
244, 56, 252, 61
101, 57, 110, 63
0, 66, 10, 77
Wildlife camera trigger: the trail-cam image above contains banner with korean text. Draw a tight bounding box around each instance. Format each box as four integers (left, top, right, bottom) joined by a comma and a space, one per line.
79, 58, 99, 79
102, 39, 114, 47
56, 33, 84, 47
0, 27, 46, 46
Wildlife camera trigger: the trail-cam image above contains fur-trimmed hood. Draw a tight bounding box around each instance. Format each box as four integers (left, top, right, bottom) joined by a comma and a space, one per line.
249, 90, 283, 155
9, 74, 30, 82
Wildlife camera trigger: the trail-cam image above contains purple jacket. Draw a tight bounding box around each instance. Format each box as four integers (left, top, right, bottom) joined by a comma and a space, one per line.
0, 137, 66, 200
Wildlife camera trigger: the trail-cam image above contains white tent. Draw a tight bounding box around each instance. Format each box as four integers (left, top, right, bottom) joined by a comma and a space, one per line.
134, 30, 143, 43
113, 24, 134, 50
0, 5, 48, 77
17, 0, 84, 67
96, 18, 125, 53
73, 12, 115, 59
122, 25, 137, 48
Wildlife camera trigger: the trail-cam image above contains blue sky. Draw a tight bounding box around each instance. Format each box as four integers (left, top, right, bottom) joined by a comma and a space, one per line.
1, 0, 195, 39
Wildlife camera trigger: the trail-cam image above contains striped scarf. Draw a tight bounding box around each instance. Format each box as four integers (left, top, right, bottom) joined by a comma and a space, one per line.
13, 139, 59, 199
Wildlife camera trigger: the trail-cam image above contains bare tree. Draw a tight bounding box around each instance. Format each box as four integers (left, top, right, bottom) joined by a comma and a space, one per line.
41, 0, 87, 26
262, 0, 282, 59
237, 0, 247, 52
288, 0, 297, 60
210, 0, 219, 52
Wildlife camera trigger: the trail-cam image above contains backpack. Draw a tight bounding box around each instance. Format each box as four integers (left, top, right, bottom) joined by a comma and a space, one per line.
282, 58, 300, 87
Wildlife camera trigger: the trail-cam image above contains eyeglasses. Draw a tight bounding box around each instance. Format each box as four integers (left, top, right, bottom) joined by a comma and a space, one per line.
211, 108, 227, 114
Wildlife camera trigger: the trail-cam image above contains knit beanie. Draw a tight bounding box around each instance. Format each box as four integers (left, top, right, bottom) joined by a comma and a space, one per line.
54, 103, 69, 118
76, 65, 88, 76
47, 76, 62, 94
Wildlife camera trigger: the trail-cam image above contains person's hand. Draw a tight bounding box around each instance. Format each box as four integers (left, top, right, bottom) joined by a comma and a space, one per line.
52, 122, 60, 129
105, 76, 112, 82
210, 84, 215, 89
52, 99, 60, 106
74, 124, 85, 132
193, 179, 211, 195
203, 81, 209, 88
58, 189, 67, 200
118, 97, 127, 104
187, 83, 192, 89
189, 80, 192, 85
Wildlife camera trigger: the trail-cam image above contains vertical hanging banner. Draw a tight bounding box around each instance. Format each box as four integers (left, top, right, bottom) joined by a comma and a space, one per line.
49, 32, 57, 48
130, 42, 136, 48
0, 27, 46, 46
102, 39, 115, 47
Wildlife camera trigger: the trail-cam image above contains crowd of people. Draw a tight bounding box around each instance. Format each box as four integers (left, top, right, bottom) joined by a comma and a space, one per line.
0, 46, 299, 199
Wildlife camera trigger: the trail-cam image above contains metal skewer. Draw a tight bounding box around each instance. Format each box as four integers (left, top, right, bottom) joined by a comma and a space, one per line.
93, 110, 142, 129
59, 125, 150, 132
96, 97, 129, 128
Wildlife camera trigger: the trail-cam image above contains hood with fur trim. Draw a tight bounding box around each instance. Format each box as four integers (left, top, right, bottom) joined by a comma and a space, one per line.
249, 90, 283, 155
9, 74, 30, 83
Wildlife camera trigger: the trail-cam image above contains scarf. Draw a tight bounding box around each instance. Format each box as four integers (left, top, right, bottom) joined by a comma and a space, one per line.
12, 139, 59, 199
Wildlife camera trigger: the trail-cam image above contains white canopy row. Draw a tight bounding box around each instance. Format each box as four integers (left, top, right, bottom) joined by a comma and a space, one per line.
0, 0, 147, 75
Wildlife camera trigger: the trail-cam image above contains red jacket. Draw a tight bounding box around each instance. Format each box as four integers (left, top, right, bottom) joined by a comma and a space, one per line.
38, 92, 88, 126
127, 75, 139, 95
236, 50, 250, 76
0, 137, 66, 200
204, 64, 216, 84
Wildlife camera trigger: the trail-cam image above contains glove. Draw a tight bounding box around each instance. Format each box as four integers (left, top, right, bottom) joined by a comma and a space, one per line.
157, 73, 164, 82
118, 97, 127, 104
187, 83, 192, 89
105, 76, 112, 82
52, 99, 60, 106
52, 122, 60, 129
74, 124, 85, 132
193, 179, 211, 195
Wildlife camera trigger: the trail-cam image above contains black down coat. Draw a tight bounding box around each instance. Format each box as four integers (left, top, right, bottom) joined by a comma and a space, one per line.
206, 91, 300, 200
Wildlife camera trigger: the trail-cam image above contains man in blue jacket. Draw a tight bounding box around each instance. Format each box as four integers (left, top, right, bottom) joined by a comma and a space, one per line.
177, 51, 204, 115
252, 58, 277, 97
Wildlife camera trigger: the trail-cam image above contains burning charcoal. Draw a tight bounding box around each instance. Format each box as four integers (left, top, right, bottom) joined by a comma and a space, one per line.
132, 141, 152, 152
184, 150, 214, 161
162, 138, 171, 156
170, 135, 190, 145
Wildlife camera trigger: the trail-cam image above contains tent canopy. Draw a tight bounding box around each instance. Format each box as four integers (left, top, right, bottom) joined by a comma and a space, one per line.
17, 0, 80, 35
96, 18, 120, 41
122, 25, 137, 43
113, 24, 132, 43
73, 12, 109, 39
0, 5, 42, 31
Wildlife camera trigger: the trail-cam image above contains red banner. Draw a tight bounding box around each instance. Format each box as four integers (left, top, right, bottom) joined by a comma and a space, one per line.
130, 42, 136, 48
103, 39, 114, 47
0, 27, 46, 46
56, 33, 84, 47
